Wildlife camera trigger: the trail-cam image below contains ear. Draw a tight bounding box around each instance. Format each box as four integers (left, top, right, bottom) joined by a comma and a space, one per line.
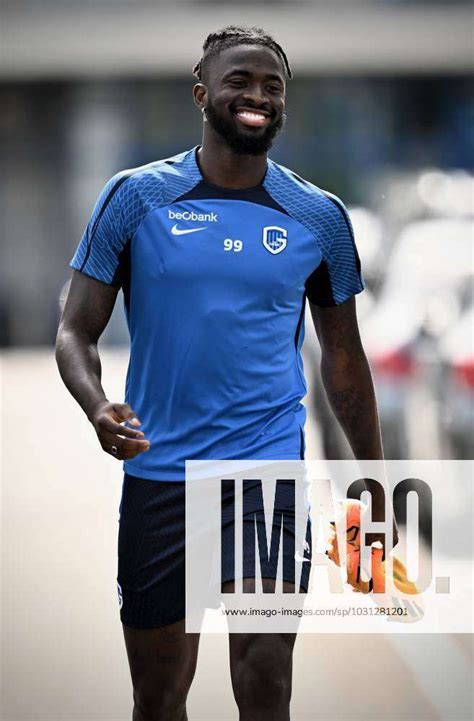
193, 83, 207, 111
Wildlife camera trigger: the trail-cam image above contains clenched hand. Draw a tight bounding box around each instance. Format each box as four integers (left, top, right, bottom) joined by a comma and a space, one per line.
91, 401, 150, 460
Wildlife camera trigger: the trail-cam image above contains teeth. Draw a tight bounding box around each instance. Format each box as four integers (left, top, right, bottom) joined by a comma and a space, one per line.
237, 111, 266, 119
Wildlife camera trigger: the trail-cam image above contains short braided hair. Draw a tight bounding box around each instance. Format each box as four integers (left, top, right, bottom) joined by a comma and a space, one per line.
193, 25, 292, 82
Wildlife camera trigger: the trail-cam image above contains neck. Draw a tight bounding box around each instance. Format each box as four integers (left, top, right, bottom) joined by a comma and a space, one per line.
197, 128, 268, 189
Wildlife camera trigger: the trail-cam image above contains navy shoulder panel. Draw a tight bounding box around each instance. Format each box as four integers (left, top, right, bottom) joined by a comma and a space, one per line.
116, 148, 202, 240
71, 148, 202, 284
264, 159, 364, 306
263, 160, 349, 260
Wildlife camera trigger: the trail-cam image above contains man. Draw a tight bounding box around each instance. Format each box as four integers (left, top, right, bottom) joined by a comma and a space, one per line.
56, 26, 389, 721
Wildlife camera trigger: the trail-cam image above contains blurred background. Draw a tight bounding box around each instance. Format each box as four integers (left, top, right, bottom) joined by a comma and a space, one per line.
1, 0, 473, 460
1, 1, 473, 720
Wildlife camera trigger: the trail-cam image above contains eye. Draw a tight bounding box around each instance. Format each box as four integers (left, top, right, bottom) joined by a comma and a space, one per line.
227, 78, 246, 87
266, 85, 282, 94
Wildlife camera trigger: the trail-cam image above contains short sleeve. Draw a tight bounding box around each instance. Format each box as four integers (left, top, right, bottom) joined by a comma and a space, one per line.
70, 172, 130, 287
305, 198, 365, 307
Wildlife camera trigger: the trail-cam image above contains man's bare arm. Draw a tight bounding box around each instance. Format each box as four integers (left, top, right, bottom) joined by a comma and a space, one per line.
310, 295, 398, 542
309, 296, 383, 461
55, 270, 149, 460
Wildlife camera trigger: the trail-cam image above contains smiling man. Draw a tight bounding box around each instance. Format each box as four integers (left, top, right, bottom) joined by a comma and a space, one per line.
56, 26, 387, 721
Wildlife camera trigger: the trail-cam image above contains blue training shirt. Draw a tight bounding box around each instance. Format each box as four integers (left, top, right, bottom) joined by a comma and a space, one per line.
70, 146, 364, 480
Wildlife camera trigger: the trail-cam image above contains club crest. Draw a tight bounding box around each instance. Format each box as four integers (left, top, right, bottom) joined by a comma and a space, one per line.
262, 226, 288, 255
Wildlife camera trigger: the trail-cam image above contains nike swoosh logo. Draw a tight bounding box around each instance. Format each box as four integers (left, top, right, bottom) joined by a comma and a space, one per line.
171, 224, 207, 236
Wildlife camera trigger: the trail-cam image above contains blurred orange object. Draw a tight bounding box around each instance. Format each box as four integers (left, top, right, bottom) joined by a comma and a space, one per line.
326, 499, 424, 623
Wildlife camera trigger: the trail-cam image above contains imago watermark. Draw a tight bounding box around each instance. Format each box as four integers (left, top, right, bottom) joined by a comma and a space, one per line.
185, 460, 472, 634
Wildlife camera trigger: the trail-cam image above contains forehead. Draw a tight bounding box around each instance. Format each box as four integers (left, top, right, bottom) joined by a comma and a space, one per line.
209, 44, 285, 81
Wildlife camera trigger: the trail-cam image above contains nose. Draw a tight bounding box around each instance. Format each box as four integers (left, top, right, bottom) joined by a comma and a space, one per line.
241, 82, 268, 107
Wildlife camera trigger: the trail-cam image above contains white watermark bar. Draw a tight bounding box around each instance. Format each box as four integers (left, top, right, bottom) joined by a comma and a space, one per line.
185, 460, 473, 634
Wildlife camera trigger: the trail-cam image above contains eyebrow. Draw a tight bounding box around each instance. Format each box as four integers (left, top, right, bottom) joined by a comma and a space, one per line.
221, 68, 284, 83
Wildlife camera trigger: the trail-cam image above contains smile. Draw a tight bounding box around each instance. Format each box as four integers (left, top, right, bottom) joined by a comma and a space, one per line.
234, 109, 271, 128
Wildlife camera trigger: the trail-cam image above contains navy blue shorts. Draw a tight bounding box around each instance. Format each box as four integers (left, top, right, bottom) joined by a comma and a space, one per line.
117, 473, 312, 629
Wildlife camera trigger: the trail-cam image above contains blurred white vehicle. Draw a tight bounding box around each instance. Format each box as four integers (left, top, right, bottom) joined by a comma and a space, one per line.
438, 305, 474, 459
361, 216, 473, 459
349, 206, 385, 293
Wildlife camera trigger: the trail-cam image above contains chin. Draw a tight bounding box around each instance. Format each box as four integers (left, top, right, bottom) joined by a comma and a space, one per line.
229, 123, 280, 155
234, 140, 274, 156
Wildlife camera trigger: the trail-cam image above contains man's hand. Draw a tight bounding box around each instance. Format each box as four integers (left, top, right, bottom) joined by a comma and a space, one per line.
91, 401, 150, 460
